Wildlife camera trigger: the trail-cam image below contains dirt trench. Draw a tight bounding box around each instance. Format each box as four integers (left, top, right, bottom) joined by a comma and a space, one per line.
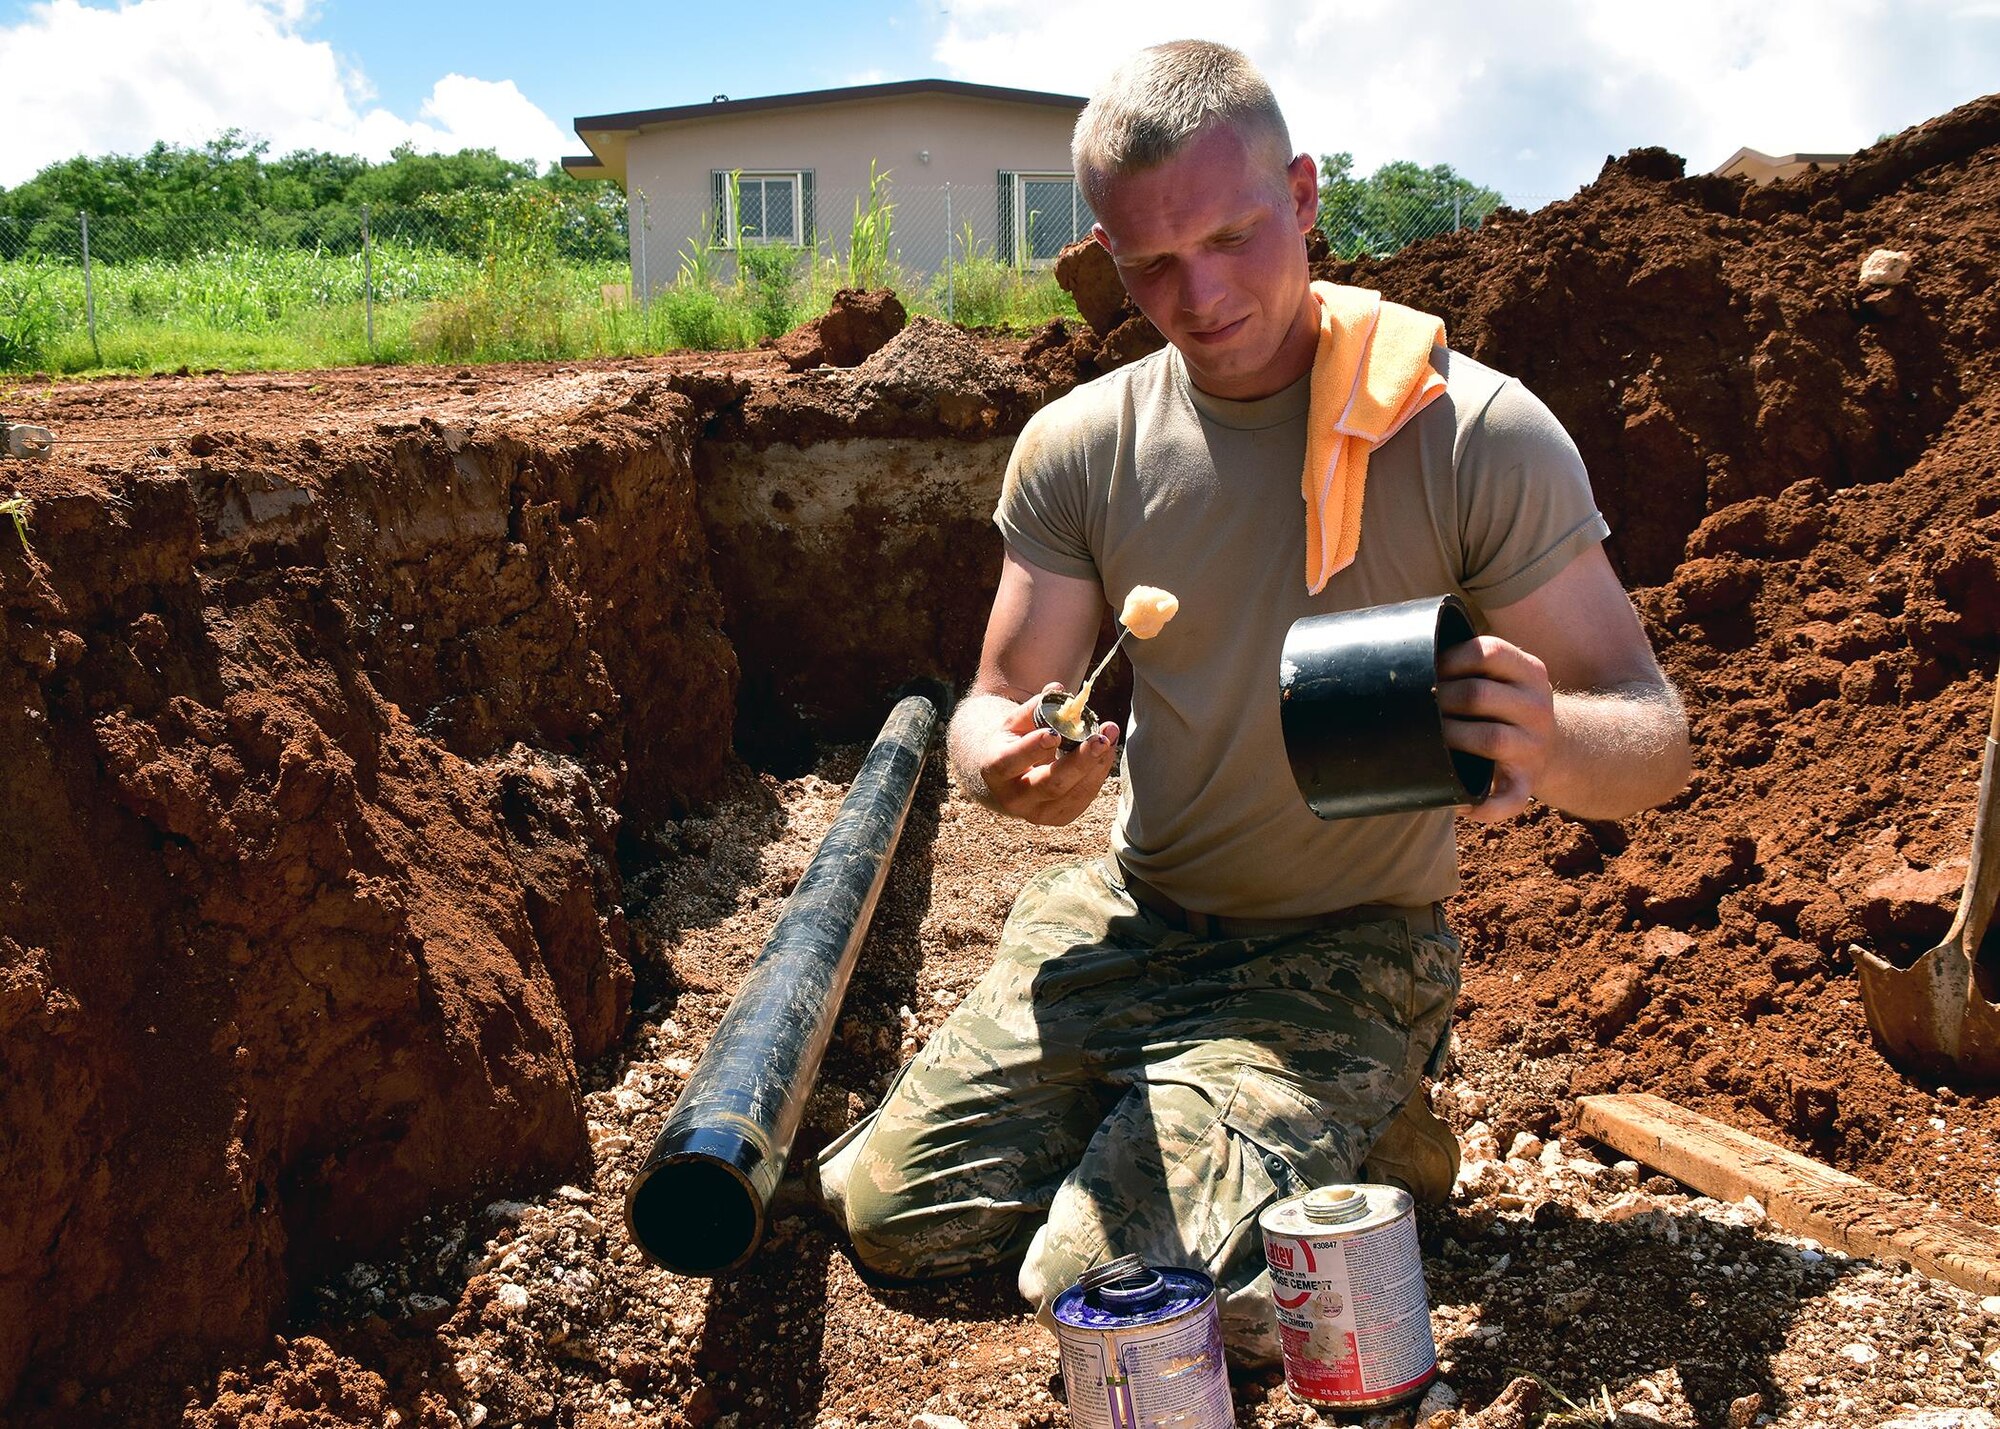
0, 327, 1038, 1418
1, 88, 1999, 1428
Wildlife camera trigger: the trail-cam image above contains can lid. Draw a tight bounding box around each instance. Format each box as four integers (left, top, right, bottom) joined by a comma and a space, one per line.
1302, 1185, 1370, 1225
1077, 1253, 1166, 1308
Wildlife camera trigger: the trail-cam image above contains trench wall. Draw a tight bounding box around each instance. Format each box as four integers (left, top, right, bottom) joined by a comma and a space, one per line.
0, 382, 816, 1411
0, 359, 1028, 1414
697, 436, 1011, 765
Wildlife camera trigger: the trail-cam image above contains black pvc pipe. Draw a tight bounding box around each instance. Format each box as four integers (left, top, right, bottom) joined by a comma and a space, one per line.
625, 692, 940, 1276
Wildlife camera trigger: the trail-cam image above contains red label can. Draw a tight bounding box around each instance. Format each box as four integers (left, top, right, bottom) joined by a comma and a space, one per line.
1258, 1183, 1436, 1409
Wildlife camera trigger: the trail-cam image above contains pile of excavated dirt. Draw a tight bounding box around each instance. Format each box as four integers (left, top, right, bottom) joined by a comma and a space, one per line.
1313, 92, 2000, 1219
767, 287, 908, 372
3, 89, 1998, 1428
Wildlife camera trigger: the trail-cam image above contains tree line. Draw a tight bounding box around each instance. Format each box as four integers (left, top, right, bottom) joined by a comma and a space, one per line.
0, 132, 1505, 268
1317, 152, 1505, 259
0, 133, 627, 263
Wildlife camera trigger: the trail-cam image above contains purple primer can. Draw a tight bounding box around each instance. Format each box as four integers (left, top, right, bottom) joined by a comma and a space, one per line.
1051, 1255, 1236, 1429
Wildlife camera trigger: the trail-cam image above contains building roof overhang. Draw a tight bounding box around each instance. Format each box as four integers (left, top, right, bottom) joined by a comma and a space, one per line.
1712, 146, 1854, 183
568, 78, 1088, 187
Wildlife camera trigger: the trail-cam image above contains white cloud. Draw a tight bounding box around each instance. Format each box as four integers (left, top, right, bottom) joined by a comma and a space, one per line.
0, 0, 573, 186
932, 0, 2000, 200
360, 74, 571, 166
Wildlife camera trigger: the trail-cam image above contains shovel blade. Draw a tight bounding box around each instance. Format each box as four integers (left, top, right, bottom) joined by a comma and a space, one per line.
1955, 979, 2000, 1082
1854, 675, 2000, 1083
1855, 942, 1971, 1081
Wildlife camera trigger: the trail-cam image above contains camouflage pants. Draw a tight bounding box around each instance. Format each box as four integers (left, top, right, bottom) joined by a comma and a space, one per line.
815, 857, 1459, 1364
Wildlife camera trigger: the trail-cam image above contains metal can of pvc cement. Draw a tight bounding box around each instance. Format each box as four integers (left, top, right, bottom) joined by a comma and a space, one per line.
1033, 690, 1098, 752
1051, 1254, 1236, 1429
1258, 1183, 1436, 1409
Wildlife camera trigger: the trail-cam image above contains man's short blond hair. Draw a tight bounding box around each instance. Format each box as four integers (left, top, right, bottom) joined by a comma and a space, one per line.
1071, 40, 1293, 207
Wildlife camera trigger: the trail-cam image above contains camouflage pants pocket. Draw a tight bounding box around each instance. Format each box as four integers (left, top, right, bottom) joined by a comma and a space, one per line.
1205, 1065, 1391, 1363
1018, 1052, 1404, 1367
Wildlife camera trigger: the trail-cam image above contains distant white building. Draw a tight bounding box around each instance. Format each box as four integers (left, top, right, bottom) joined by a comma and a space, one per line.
564, 79, 1091, 294
1712, 147, 1853, 185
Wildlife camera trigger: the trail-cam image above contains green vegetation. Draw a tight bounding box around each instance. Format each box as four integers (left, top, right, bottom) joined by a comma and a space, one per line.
0, 496, 32, 554
408, 186, 617, 362
1317, 152, 1503, 258
737, 243, 807, 341
847, 160, 896, 292
0, 132, 625, 263
925, 222, 1073, 331
0, 258, 70, 368
0, 134, 1077, 376
2, 235, 487, 370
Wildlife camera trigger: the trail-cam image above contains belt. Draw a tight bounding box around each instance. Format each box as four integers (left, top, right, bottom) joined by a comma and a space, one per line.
1111, 857, 1445, 940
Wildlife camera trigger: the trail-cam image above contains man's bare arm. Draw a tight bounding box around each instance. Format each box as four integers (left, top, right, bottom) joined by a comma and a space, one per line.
946, 549, 1121, 825
1438, 543, 1691, 822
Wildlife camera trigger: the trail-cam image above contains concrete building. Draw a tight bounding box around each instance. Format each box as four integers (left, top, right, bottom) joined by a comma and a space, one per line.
564, 79, 1089, 295
1712, 147, 1853, 185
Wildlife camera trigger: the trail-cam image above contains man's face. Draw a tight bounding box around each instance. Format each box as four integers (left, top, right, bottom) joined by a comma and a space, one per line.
1091, 124, 1320, 401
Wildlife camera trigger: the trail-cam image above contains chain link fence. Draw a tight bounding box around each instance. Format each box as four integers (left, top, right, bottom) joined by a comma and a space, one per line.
627, 181, 1088, 297
0, 184, 1557, 371
0, 203, 622, 367
626, 182, 1559, 295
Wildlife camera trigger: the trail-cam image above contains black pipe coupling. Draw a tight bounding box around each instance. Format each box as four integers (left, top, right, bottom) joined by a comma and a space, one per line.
1279, 593, 1494, 821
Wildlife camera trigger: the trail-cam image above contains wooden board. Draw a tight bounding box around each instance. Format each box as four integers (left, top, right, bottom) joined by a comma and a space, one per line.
1577, 1092, 2000, 1298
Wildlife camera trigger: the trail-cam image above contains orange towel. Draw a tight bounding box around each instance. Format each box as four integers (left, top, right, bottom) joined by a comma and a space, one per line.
1301, 282, 1449, 593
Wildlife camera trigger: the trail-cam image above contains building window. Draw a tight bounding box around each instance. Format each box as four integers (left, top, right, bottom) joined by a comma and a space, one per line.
997, 171, 1093, 266
711, 170, 815, 247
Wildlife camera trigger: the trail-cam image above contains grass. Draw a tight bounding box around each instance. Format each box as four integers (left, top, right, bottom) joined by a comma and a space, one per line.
2, 240, 485, 372
0, 495, 32, 553
0, 226, 1079, 376
924, 222, 1075, 330
848, 160, 895, 292
1504, 1368, 1621, 1427
0, 258, 72, 368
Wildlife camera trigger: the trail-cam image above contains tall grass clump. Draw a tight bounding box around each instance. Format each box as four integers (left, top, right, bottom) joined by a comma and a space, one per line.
738, 242, 805, 339
0, 495, 32, 553
918, 223, 1077, 332
410, 188, 621, 362
589, 177, 806, 353
674, 203, 722, 291
0, 260, 72, 368
637, 283, 743, 350
847, 160, 896, 291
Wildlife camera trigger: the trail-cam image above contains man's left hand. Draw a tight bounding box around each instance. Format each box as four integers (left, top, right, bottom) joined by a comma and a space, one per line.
1429, 544, 1691, 823
1436, 635, 1553, 822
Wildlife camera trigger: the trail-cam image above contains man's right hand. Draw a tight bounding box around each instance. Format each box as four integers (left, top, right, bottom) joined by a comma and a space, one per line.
953, 684, 1120, 827
949, 548, 1123, 823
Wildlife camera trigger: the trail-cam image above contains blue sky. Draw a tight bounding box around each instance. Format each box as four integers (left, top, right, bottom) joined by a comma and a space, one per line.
296, 1, 948, 131
3, 0, 1997, 198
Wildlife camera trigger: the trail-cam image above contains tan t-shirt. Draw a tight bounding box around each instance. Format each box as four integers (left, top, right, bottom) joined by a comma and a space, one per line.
995, 343, 1609, 917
